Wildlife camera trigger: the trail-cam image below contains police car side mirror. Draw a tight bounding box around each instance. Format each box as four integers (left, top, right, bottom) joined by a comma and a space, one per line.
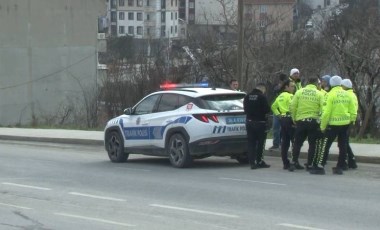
124, 108, 132, 115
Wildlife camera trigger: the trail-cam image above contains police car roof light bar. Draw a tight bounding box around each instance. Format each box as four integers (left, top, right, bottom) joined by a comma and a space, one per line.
160, 82, 209, 90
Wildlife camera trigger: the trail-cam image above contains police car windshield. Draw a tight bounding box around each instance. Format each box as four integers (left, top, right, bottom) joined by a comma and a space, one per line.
198, 94, 244, 111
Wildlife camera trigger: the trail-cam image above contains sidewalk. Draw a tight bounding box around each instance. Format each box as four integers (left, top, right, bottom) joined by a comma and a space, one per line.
0, 127, 379, 164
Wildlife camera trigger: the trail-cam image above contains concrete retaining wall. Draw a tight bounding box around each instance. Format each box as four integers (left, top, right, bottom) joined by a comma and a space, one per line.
0, 0, 105, 126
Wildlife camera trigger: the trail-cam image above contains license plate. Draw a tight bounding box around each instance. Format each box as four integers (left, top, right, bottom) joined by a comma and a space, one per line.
225, 116, 246, 124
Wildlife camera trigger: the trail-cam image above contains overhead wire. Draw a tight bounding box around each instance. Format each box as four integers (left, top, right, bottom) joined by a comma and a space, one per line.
0, 53, 95, 90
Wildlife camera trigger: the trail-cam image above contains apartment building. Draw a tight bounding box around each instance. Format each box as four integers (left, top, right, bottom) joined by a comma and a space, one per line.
178, 0, 194, 23
178, 1, 296, 33
107, 0, 180, 39
243, 0, 296, 40
302, 0, 340, 10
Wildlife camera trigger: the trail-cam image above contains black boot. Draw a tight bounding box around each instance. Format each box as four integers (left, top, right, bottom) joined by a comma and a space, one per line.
340, 162, 348, 171
332, 167, 343, 175
309, 165, 325, 175
293, 162, 305, 170
250, 163, 258, 170
288, 163, 295, 172
348, 161, 358, 169
257, 161, 270, 168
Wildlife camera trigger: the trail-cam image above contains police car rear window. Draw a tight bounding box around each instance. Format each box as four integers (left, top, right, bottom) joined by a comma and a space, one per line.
198, 94, 244, 111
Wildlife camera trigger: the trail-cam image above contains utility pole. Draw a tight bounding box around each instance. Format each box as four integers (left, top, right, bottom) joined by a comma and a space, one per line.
237, 0, 244, 86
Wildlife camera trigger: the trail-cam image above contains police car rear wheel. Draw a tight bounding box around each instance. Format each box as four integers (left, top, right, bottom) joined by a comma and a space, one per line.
107, 131, 129, 162
168, 133, 192, 168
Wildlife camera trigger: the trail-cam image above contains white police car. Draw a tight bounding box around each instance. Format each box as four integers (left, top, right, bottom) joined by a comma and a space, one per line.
104, 83, 248, 168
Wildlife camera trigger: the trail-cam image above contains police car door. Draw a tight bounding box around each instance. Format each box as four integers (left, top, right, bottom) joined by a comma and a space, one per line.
122, 94, 160, 151
148, 93, 185, 151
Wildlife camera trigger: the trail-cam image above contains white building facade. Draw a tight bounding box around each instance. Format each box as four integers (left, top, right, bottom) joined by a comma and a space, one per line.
302, 0, 340, 10
107, 0, 180, 39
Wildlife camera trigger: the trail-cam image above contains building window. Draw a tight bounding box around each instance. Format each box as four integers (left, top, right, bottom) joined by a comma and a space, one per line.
137, 12, 143, 21
137, 0, 143, 6
111, 25, 117, 36
161, 25, 166, 37
189, 13, 194, 20
111, 0, 117, 8
147, 14, 150, 20
111, 12, 117, 22
137, 26, 143, 35
161, 0, 166, 9
161, 12, 166, 22
175, 25, 177, 33
119, 26, 125, 34
171, 26, 173, 34
189, 2, 194, 8
147, 0, 150, 6
119, 0, 125, 6
119, 12, 125, 20
179, 11, 185, 19
128, 0, 133, 6
147, 28, 150, 35
260, 5, 267, 13
128, 26, 134, 34
257, 19, 267, 28
171, 12, 173, 20
171, 0, 174, 6
175, 12, 177, 20
128, 12, 134, 20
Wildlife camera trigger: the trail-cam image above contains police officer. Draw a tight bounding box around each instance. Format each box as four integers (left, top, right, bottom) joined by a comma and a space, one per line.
341, 79, 358, 169
243, 83, 271, 169
289, 68, 302, 91
290, 77, 324, 171
320, 75, 331, 94
310, 76, 357, 175
229, 79, 240, 91
271, 80, 296, 170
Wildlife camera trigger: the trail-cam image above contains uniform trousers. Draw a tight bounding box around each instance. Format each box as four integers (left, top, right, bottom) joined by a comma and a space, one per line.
314, 125, 349, 168
280, 116, 295, 166
246, 120, 267, 164
338, 126, 356, 165
292, 119, 320, 165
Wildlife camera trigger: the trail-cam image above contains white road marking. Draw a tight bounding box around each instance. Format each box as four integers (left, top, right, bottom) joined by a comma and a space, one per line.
54, 213, 135, 227
150, 204, 239, 218
2, 182, 52, 190
115, 166, 152, 172
219, 177, 286, 186
68, 192, 126, 202
0, 202, 32, 210
278, 223, 327, 230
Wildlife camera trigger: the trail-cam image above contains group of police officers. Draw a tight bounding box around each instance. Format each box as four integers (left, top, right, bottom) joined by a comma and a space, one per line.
243, 68, 358, 175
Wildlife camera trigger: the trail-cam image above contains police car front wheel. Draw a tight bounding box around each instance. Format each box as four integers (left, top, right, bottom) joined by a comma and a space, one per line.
167, 133, 192, 168
106, 131, 129, 163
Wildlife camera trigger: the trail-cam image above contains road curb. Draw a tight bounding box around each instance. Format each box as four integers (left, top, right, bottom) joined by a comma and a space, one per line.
265, 150, 380, 165
0, 135, 104, 146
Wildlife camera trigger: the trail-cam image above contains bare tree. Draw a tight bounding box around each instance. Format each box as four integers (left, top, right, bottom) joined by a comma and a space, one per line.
322, 0, 380, 138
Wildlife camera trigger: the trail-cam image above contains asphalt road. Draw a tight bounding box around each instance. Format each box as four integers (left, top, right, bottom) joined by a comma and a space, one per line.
1, 140, 380, 230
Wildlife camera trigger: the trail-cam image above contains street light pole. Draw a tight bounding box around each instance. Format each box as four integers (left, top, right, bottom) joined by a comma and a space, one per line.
237, 0, 244, 86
